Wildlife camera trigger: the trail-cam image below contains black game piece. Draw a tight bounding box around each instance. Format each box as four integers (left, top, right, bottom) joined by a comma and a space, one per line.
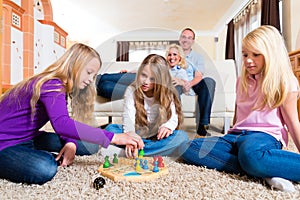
93, 177, 106, 189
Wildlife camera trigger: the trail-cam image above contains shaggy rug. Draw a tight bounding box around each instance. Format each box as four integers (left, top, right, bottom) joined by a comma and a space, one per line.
1, 118, 300, 200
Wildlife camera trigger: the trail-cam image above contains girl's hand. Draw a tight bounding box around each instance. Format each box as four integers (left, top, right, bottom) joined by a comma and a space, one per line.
111, 132, 144, 149
125, 144, 138, 158
157, 127, 172, 140
56, 142, 76, 167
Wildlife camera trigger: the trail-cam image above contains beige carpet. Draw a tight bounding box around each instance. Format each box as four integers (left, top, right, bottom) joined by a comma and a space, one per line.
1, 118, 300, 200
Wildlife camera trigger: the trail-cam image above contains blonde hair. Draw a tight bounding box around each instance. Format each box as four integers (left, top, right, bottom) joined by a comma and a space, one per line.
0, 43, 101, 124
240, 25, 296, 109
132, 54, 183, 136
165, 43, 188, 69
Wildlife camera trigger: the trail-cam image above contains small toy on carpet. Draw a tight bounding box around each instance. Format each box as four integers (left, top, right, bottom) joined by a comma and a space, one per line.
98, 150, 168, 182
93, 177, 106, 190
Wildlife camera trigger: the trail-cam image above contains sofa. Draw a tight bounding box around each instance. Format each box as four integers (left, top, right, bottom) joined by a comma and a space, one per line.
94, 59, 237, 134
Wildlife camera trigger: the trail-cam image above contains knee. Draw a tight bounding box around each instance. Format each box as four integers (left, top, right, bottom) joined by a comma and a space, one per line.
76, 143, 99, 155
174, 130, 189, 143
238, 152, 266, 177
105, 124, 122, 133
32, 158, 57, 185
204, 77, 216, 89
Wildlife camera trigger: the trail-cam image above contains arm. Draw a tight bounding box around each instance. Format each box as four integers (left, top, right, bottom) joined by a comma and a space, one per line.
157, 101, 178, 140
183, 71, 203, 92
40, 80, 114, 147
122, 86, 136, 132
280, 92, 300, 152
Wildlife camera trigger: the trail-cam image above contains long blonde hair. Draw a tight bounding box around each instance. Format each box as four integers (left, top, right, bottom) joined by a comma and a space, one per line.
132, 54, 183, 136
0, 43, 101, 124
165, 43, 188, 69
240, 25, 296, 109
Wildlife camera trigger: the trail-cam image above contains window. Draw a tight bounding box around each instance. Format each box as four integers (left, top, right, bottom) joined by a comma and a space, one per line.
128, 41, 178, 62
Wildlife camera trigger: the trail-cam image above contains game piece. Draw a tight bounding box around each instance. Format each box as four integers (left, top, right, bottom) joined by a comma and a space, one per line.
98, 157, 168, 182
139, 149, 144, 158
113, 153, 118, 164
157, 156, 165, 168
135, 159, 143, 173
152, 156, 158, 165
143, 160, 149, 170
103, 156, 111, 168
93, 177, 106, 190
153, 160, 159, 173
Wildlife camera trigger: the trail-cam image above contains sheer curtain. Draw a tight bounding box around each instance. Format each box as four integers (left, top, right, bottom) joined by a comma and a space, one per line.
128, 41, 178, 62
234, 0, 261, 75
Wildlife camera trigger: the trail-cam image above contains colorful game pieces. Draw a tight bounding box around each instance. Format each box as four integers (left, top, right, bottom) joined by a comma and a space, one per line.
93, 177, 106, 189
138, 149, 144, 158
153, 160, 159, 173
135, 159, 143, 173
113, 153, 118, 164
103, 156, 111, 168
143, 160, 149, 170
157, 156, 165, 168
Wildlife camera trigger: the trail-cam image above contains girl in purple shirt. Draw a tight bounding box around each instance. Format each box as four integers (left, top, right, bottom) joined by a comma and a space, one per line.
0, 43, 143, 185
181, 26, 300, 192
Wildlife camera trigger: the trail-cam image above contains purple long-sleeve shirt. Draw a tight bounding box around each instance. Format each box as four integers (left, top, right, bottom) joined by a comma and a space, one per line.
0, 79, 114, 151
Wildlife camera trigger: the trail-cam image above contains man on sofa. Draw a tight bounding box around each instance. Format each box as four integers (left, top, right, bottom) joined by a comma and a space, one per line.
96, 28, 216, 136
178, 28, 216, 136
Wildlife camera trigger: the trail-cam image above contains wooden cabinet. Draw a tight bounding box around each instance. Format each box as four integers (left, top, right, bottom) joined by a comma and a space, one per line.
289, 49, 300, 120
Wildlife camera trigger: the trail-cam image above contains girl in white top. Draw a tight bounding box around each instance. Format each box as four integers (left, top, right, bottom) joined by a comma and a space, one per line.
105, 54, 189, 158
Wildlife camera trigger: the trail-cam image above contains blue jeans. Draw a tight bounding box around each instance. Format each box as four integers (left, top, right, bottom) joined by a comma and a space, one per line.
96, 73, 136, 100
105, 124, 189, 157
181, 131, 300, 181
192, 77, 216, 126
0, 132, 99, 185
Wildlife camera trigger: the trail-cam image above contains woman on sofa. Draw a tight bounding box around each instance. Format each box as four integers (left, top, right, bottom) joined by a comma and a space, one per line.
105, 54, 189, 157
166, 43, 189, 99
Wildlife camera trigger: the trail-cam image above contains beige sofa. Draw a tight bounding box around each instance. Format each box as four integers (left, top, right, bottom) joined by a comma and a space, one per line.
94, 59, 237, 134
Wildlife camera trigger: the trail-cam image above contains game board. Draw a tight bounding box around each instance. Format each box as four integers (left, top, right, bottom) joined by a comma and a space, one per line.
98, 156, 169, 182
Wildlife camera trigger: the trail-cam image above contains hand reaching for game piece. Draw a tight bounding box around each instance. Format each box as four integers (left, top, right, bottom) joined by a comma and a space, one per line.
125, 144, 138, 158
111, 132, 144, 150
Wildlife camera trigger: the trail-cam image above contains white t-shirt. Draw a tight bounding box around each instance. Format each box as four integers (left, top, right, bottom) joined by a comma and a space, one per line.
122, 86, 178, 138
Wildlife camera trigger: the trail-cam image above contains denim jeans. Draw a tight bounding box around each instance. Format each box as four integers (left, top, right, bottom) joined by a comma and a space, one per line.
181, 131, 300, 181
105, 124, 189, 157
96, 73, 136, 100
0, 132, 99, 184
192, 77, 216, 126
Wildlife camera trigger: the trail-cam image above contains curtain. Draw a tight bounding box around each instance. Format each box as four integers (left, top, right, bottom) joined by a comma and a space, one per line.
116, 41, 129, 61
261, 0, 280, 32
234, 0, 261, 75
225, 19, 235, 60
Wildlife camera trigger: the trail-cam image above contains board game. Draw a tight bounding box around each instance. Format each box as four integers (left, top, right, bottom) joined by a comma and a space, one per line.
98, 155, 169, 182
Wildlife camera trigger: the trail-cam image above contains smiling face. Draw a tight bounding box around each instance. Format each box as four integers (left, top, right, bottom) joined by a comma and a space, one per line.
138, 64, 155, 97
79, 58, 100, 89
179, 29, 195, 52
242, 48, 265, 76
166, 47, 181, 68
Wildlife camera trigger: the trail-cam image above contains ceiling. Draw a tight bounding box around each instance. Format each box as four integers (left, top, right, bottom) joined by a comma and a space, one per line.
51, 0, 250, 46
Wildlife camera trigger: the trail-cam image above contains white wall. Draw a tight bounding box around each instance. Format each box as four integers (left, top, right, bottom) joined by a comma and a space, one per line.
96, 28, 218, 63
10, 27, 23, 84
34, 9, 65, 74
